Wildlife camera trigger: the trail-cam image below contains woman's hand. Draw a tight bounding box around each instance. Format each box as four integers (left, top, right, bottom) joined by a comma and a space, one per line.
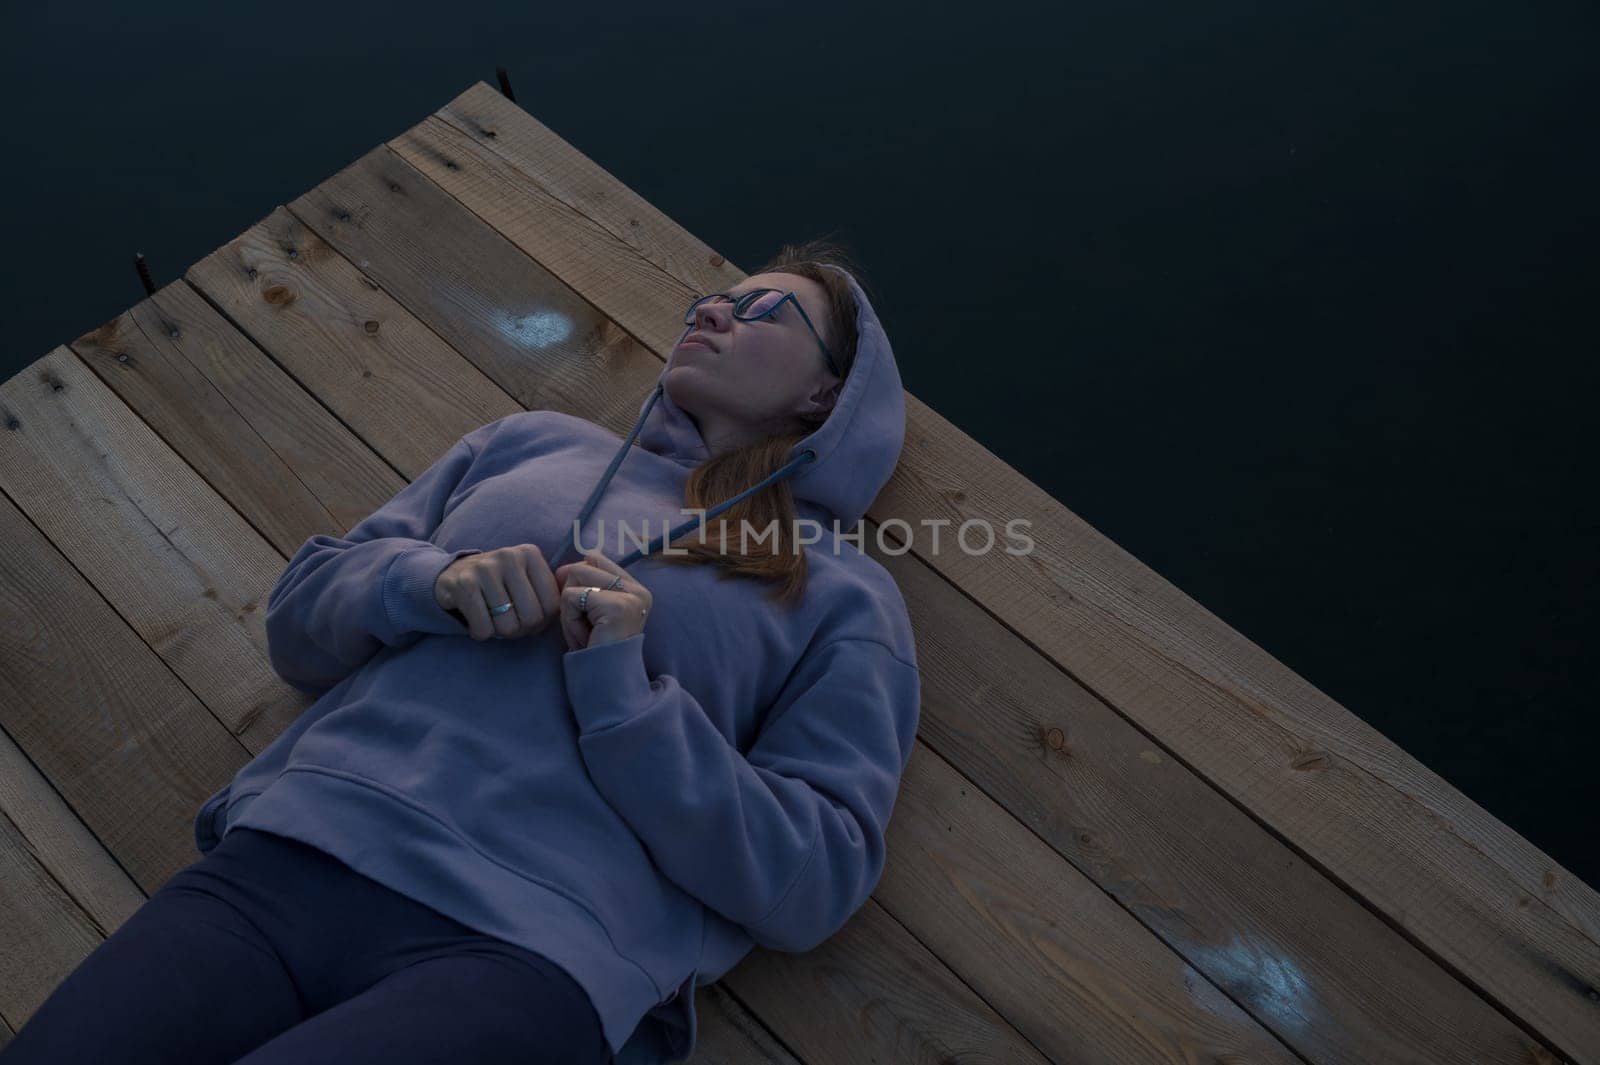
435, 544, 561, 642
554, 551, 652, 651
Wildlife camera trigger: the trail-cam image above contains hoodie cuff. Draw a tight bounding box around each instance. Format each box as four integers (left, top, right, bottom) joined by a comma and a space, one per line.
563, 632, 655, 734
384, 545, 483, 638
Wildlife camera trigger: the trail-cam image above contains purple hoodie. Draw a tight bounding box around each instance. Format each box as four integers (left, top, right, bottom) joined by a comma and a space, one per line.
193, 266, 921, 1063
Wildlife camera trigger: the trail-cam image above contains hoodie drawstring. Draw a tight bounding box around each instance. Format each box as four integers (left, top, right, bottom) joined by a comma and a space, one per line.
549, 382, 819, 571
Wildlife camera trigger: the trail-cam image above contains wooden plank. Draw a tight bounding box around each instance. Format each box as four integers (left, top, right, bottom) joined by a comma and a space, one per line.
393, 79, 1600, 1062
686, 985, 805, 1065
261, 126, 1550, 1062
0, 724, 145, 948
0, 723, 145, 1029
6, 337, 296, 750
162, 221, 523, 481
71, 274, 347, 563
264, 153, 660, 431
731, 903, 1058, 1064
0, 400, 255, 890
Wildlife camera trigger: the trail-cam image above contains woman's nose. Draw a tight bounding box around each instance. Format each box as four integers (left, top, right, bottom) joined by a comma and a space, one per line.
694, 303, 729, 330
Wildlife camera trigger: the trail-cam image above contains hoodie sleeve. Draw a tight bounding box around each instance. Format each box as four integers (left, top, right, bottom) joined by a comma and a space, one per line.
264, 433, 488, 696
563, 632, 920, 954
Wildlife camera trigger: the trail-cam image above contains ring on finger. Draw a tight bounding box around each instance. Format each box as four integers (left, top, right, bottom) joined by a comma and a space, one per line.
577, 575, 626, 612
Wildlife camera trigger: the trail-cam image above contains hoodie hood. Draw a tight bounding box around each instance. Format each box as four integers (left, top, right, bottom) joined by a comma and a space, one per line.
549, 265, 906, 570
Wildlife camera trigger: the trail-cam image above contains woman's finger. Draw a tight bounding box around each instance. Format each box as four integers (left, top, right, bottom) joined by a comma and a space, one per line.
501, 562, 545, 637
473, 570, 520, 640
457, 583, 494, 641
561, 582, 599, 649
557, 561, 620, 594
523, 548, 562, 631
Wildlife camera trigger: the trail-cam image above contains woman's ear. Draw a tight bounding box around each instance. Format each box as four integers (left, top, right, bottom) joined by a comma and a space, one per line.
802, 377, 845, 419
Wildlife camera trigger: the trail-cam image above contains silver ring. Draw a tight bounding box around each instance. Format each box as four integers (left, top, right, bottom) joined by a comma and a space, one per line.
488, 601, 514, 616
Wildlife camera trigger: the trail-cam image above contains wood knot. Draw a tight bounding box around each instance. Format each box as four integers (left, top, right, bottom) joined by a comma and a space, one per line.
1044, 727, 1065, 750
1290, 750, 1329, 772
1543, 870, 1558, 890
364, 320, 380, 334
709, 254, 724, 267
262, 284, 296, 306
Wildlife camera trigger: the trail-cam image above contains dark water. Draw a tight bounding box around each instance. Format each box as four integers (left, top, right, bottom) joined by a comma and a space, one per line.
3, 1, 1595, 889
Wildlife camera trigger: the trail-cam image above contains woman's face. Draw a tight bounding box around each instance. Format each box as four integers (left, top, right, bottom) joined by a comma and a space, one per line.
664, 272, 845, 452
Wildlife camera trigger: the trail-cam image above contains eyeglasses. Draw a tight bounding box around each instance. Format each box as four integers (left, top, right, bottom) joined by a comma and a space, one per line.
683, 288, 842, 377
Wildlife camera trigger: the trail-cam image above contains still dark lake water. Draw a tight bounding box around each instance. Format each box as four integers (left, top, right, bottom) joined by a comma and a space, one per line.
4, 1, 1595, 887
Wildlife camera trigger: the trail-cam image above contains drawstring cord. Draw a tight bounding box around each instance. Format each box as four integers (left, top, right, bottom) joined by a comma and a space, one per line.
549, 382, 819, 570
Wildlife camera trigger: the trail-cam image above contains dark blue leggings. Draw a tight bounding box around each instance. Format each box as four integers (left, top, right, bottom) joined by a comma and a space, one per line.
1, 826, 611, 1065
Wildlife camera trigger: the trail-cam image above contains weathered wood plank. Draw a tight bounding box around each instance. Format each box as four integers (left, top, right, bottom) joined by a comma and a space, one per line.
6, 339, 296, 750
0, 723, 144, 1029
71, 275, 349, 563
0, 386, 255, 890
273, 151, 663, 431
0, 724, 145, 947
687, 985, 805, 1065
258, 121, 1547, 1061
731, 903, 1059, 1064
174, 216, 523, 486
393, 79, 1599, 1062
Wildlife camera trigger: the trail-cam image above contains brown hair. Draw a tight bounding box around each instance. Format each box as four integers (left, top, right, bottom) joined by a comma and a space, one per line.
648, 235, 878, 606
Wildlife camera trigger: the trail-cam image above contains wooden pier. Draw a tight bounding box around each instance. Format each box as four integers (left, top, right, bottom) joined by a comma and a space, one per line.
1, 80, 1595, 1063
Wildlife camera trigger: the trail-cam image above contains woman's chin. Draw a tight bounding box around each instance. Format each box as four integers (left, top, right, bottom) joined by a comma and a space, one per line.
662, 370, 716, 411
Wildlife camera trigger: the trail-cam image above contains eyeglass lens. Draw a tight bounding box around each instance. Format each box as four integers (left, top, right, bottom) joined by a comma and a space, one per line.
684, 290, 786, 324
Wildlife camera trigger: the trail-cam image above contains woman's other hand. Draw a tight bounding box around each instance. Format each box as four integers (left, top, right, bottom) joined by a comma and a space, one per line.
554, 551, 653, 651
434, 544, 561, 642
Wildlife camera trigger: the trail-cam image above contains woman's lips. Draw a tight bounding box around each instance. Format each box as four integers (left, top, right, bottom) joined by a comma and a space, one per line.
680, 338, 712, 351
